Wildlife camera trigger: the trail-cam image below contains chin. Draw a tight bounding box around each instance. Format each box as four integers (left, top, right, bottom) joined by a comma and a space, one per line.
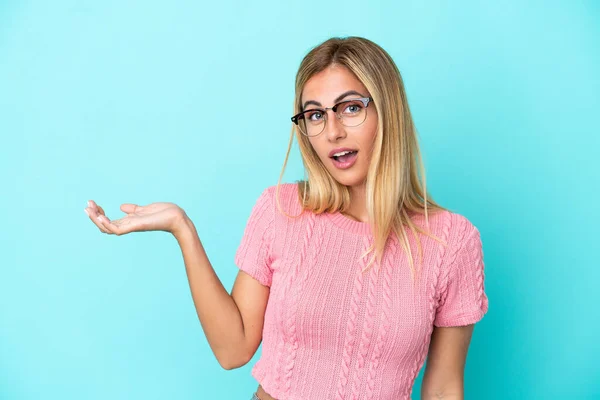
329, 172, 367, 189
319, 157, 368, 189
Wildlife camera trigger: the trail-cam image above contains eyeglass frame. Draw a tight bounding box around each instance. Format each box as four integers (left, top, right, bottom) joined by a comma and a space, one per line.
290, 96, 374, 136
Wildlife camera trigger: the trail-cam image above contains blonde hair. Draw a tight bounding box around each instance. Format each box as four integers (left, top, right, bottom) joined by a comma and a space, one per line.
277, 36, 447, 281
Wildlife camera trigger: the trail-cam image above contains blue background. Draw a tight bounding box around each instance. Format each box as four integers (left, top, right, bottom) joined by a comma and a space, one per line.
1, 1, 598, 399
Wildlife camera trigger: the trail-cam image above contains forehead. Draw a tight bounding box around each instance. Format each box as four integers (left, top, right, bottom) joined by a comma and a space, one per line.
302, 65, 368, 104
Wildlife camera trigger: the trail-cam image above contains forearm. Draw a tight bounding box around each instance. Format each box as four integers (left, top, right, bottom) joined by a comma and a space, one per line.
172, 215, 249, 369
421, 394, 463, 400
421, 386, 463, 400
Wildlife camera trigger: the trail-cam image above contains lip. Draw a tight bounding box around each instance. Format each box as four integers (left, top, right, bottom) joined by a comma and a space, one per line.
329, 148, 359, 170
328, 147, 358, 158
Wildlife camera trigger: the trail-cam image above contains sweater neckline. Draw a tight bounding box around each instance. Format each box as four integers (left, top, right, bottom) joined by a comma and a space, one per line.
325, 209, 432, 236
325, 212, 372, 236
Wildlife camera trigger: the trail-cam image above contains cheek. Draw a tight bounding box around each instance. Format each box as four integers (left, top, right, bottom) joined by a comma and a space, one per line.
308, 137, 326, 159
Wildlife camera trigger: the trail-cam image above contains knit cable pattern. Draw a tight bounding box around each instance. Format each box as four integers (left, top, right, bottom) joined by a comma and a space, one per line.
281, 212, 318, 394
441, 215, 471, 293
408, 211, 453, 383
236, 185, 489, 399
334, 236, 370, 400
350, 237, 379, 399
365, 235, 399, 400
466, 226, 488, 314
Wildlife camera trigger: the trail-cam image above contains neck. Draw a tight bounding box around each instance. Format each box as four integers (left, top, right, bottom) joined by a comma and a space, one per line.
345, 183, 369, 223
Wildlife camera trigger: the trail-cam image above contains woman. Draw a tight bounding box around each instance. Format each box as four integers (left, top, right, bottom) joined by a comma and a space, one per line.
85, 36, 489, 400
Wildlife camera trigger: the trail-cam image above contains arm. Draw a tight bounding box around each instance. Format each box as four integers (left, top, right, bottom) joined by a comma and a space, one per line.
173, 214, 269, 370
420, 324, 475, 399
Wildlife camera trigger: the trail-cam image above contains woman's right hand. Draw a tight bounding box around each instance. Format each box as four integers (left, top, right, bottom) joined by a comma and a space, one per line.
84, 200, 186, 236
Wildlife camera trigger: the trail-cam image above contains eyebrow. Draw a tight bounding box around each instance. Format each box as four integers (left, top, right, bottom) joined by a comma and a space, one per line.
302, 90, 367, 110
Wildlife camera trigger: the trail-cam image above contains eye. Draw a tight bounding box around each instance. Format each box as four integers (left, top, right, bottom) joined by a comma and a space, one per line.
342, 101, 364, 115
307, 110, 324, 122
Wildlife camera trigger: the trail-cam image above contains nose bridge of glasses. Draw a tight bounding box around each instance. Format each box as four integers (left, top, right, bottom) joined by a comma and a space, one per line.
326, 105, 343, 120
324, 109, 346, 138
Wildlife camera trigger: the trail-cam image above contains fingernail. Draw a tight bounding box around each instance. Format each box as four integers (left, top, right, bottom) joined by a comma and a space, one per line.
97, 215, 103, 222
84, 208, 90, 216
88, 201, 92, 208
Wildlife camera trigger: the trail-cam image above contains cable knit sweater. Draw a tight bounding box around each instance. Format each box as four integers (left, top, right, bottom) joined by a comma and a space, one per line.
234, 183, 489, 400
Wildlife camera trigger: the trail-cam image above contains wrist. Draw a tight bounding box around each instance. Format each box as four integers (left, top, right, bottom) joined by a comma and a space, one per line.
171, 210, 196, 240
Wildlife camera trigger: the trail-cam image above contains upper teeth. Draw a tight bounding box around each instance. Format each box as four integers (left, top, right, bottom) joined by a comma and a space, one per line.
333, 150, 353, 157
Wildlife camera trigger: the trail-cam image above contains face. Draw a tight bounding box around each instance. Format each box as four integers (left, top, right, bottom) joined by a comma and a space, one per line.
300, 65, 378, 190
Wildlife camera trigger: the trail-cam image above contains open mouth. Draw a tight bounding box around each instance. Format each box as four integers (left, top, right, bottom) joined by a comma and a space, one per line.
329, 149, 359, 169
331, 150, 358, 163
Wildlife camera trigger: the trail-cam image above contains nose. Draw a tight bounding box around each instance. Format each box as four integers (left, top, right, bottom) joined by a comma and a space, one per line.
324, 110, 346, 142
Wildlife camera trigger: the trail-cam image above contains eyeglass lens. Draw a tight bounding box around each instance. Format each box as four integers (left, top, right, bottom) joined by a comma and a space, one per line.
298, 99, 368, 136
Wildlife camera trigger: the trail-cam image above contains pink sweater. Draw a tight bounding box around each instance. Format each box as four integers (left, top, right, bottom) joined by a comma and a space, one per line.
235, 183, 489, 400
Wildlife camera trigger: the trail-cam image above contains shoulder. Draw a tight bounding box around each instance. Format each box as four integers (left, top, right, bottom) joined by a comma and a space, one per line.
446, 211, 480, 248
437, 211, 483, 274
258, 182, 304, 216
260, 182, 299, 198
410, 209, 477, 242
414, 210, 481, 265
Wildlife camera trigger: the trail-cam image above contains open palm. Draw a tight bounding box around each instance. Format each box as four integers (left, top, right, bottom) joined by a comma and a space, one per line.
85, 200, 184, 236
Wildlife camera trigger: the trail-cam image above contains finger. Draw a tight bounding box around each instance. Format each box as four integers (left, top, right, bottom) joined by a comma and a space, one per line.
100, 216, 132, 236
88, 200, 103, 216
85, 207, 111, 234
120, 203, 140, 214
96, 214, 119, 235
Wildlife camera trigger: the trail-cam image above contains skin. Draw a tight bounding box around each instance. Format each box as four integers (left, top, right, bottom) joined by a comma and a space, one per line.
84, 64, 476, 400
301, 64, 378, 223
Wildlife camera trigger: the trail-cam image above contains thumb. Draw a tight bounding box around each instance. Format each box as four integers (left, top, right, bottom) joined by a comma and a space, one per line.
120, 203, 142, 214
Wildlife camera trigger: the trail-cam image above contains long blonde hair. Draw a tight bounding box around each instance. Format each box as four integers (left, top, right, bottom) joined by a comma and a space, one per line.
277, 36, 447, 281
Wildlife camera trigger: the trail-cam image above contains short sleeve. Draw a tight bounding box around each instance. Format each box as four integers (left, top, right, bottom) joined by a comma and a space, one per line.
234, 187, 275, 287
434, 220, 489, 327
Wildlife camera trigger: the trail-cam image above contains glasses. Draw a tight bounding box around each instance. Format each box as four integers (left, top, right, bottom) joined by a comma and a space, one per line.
291, 97, 373, 137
